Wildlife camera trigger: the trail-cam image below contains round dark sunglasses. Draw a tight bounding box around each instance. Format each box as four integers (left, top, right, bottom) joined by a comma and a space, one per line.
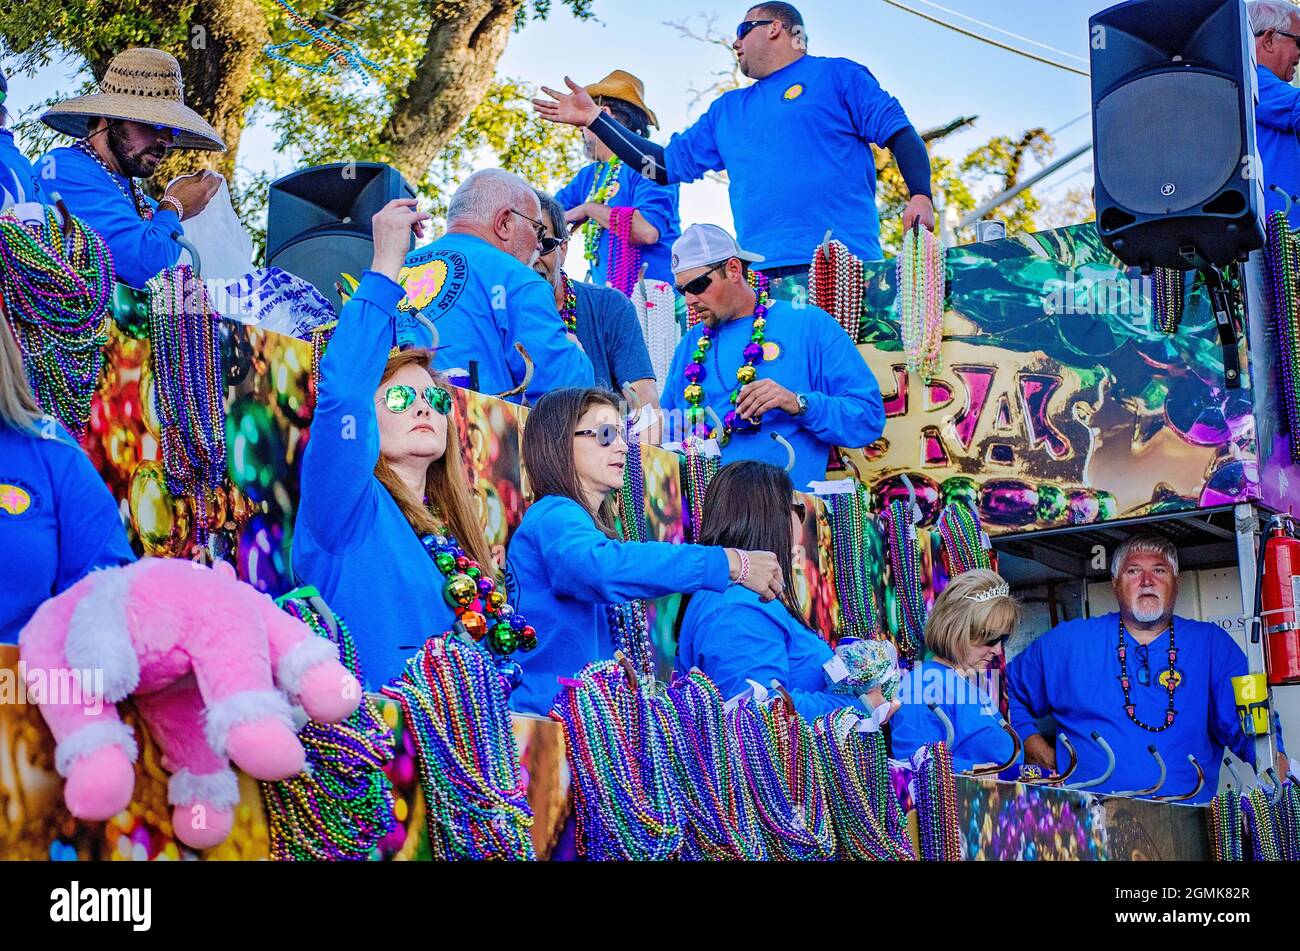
383, 384, 453, 415
574, 422, 624, 447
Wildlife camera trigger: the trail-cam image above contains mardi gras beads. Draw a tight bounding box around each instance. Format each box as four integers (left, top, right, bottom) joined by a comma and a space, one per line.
1242, 785, 1283, 862
913, 742, 961, 861
883, 499, 926, 660
1117, 619, 1178, 732
264, 0, 383, 84
1263, 210, 1300, 463
936, 500, 991, 575
608, 418, 656, 678
146, 265, 227, 546
681, 437, 718, 544
1273, 779, 1300, 862
550, 660, 684, 860
261, 593, 397, 861
1150, 266, 1185, 335
582, 157, 624, 269
897, 223, 945, 382
727, 690, 836, 861
813, 709, 915, 861
0, 208, 112, 437
826, 483, 883, 640
381, 633, 536, 860
558, 271, 578, 333
73, 140, 154, 220
1208, 788, 1244, 862
808, 237, 865, 341
682, 272, 770, 444
606, 206, 643, 298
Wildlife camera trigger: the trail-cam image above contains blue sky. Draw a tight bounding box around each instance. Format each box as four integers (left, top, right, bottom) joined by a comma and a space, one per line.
4, 0, 1113, 268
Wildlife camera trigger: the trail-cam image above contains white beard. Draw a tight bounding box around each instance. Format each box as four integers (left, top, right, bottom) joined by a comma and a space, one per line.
1131, 595, 1166, 624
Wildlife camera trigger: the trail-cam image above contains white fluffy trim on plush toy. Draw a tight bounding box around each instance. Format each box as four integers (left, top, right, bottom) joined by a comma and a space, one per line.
65, 566, 141, 702
203, 689, 297, 757
54, 720, 139, 777
167, 766, 240, 809
275, 634, 340, 700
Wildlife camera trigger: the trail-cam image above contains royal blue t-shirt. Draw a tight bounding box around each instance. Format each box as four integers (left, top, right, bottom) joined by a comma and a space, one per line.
1255, 64, 1300, 227
664, 55, 911, 267
1, 422, 135, 643
660, 298, 885, 490
1008, 613, 1255, 804
0, 129, 43, 209
675, 584, 859, 721
556, 160, 681, 285
572, 280, 655, 393
395, 232, 593, 404
891, 659, 1019, 772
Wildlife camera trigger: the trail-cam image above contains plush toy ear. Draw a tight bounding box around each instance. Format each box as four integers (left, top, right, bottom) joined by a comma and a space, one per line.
211, 560, 238, 581
66, 566, 140, 702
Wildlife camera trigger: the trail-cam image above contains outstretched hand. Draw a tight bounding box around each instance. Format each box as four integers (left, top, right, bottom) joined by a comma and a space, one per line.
531, 76, 601, 128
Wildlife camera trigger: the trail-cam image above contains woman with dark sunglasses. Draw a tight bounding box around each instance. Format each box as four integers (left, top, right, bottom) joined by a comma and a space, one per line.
674, 460, 875, 719
888, 569, 1023, 772
505, 387, 782, 715
294, 199, 497, 687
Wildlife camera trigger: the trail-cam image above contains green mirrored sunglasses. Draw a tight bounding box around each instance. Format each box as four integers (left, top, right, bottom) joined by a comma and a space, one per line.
383, 384, 452, 415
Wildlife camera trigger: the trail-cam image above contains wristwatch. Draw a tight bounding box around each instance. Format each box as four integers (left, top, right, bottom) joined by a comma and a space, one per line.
795, 393, 809, 416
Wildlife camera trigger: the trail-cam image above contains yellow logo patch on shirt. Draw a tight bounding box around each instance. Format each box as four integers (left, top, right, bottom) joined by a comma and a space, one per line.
1157, 668, 1184, 690
783, 83, 805, 101
606, 181, 621, 199
762, 341, 782, 362
0, 484, 32, 516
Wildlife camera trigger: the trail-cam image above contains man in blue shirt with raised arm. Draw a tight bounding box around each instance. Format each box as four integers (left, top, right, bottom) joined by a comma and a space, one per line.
396, 169, 593, 405
659, 224, 884, 490
534, 2, 934, 275
1251, 0, 1300, 226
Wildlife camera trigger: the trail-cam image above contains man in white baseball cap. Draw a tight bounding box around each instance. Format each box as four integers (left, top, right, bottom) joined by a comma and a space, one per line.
659, 223, 885, 488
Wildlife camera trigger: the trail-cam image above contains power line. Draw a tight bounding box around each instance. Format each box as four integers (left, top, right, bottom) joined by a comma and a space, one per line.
880, 0, 1090, 78
912, 0, 1090, 64
1047, 112, 1091, 138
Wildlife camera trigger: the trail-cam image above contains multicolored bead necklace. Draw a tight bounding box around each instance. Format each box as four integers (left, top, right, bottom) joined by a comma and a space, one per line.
1208, 788, 1243, 862
146, 265, 227, 546
1274, 779, 1300, 862
1150, 266, 1185, 335
1116, 619, 1178, 732
261, 591, 397, 860
582, 157, 623, 267
419, 532, 537, 693
808, 237, 865, 341
912, 742, 961, 861
558, 270, 578, 333
884, 499, 927, 660
0, 208, 112, 437
381, 633, 536, 860
650, 670, 767, 860
606, 205, 643, 297
682, 272, 770, 445
813, 709, 915, 860
74, 139, 154, 220
936, 501, 991, 575
826, 483, 883, 640
1263, 210, 1300, 463
1242, 786, 1282, 862
681, 437, 719, 544
550, 659, 684, 860
897, 222, 945, 382
608, 419, 656, 679
727, 691, 836, 860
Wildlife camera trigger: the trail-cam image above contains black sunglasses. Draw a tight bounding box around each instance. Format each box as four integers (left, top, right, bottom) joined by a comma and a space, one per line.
509, 208, 547, 243
985, 633, 1011, 650
737, 18, 775, 39
539, 235, 565, 256
676, 260, 730, 296
574, 422, 624, 447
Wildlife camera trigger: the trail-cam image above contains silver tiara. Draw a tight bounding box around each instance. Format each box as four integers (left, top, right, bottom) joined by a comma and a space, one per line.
964, 582, 1010, 603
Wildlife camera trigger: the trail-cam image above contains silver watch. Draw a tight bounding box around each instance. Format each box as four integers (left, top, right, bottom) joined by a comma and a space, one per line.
795, 393, 809, 416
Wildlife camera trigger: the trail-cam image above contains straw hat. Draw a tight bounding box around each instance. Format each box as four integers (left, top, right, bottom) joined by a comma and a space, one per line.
585, 70, 659, 130
41, 48, 225, 152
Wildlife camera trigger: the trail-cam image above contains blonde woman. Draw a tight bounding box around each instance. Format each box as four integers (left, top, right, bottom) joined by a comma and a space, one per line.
889, 569, 1021, 771
0, 317, 133, 643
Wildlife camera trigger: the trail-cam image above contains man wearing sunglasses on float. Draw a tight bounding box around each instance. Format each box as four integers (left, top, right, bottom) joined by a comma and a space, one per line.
37, 48, 225, 289
394, 168, 593, 405
659, 224, 884, 491
1251, 1, 1300, 227
533, 2, 934, 287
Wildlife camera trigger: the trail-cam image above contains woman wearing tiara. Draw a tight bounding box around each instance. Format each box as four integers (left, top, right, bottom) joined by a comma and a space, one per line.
888, 569, 1023, 772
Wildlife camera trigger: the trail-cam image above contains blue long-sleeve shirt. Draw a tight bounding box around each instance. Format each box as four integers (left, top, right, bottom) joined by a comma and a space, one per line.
660, 299, 884, 490
1007, 613, 1254, 804
394, 232, 593, 404
504, 494, 731, 716
675, 584, 860, 721
0, 129, 44, 209
1256, 64, 1300, 228
890, 659, 1018, 772
2, 422, 135, 643
37, 146, 182, 289
555, 160, 681, 286
291, 271, 457, 689
663, 55, 911, 266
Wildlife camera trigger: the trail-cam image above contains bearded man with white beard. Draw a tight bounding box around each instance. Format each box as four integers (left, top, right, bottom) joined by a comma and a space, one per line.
1008, 534, 1282, 804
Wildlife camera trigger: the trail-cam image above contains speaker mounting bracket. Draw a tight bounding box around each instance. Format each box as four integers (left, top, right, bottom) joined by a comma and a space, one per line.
1177, 247, 1242, 391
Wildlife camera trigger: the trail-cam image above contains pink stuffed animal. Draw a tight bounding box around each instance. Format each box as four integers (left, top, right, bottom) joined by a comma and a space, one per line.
19, 558, 362, 850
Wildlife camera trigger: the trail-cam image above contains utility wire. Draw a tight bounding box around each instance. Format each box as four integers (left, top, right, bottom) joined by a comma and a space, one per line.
880, 0, 1091, 78
912, 0, 1090, 63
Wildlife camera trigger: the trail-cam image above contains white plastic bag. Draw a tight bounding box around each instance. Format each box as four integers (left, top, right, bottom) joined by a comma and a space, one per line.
174, 177, 254, 282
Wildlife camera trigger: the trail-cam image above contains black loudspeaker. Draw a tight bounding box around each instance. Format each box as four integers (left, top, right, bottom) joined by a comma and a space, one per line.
266, 162, 415, 309
1089, 0, 1265, 270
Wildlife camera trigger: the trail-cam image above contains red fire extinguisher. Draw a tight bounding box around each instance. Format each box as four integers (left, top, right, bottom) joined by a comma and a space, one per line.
1262, 515, 1300, 686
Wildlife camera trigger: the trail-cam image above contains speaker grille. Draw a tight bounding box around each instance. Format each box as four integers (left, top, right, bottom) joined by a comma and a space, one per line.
1096, 71, 1241, 215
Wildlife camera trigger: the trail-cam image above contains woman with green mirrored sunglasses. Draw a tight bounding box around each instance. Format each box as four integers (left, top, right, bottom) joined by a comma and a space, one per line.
382, 383, 454, 416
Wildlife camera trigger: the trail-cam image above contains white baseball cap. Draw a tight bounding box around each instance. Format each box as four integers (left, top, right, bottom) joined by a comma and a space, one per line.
670, 224, 765, 275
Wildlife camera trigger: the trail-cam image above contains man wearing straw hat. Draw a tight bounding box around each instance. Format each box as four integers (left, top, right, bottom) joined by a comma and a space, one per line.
554, 70, 681, 291
37, 48, 225, 289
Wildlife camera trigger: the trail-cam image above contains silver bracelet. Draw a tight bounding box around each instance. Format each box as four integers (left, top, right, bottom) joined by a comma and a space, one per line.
159, 195, 184, 218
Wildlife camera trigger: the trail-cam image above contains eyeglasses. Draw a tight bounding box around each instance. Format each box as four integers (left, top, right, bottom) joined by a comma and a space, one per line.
509, 208, 547, 244
382, 384, 453, 415
676, 261, 730, 296
791, 500, 807, 521
1259, 28, 1300, 45
1134, 642, 1152, 686
539, 235, 565, 256
736, 18, 775, 39
574, 422, 624, 447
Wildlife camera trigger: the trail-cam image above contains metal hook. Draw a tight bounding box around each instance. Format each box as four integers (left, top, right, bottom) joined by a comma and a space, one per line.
771, 432, 796, 473
1154, 754, 1206, 803
1021, 731, 1079, 786
1065, 731, 1116, 790
1271, 183, 1296, 220
899, 472, 922, 525
494, 343, 535, 401
1112, 744, 1167, 798
770, 680, 797, 718
614, 650, 639, 690
1264, 767, 1284, 802
1223, 756, 1244, 793
926, 702, 956, 747
839, 452, 863, 484
820, 228, 833, 257
965, 717, 1022, 777
173, 233, 203, 277
636, 262, 649, 301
